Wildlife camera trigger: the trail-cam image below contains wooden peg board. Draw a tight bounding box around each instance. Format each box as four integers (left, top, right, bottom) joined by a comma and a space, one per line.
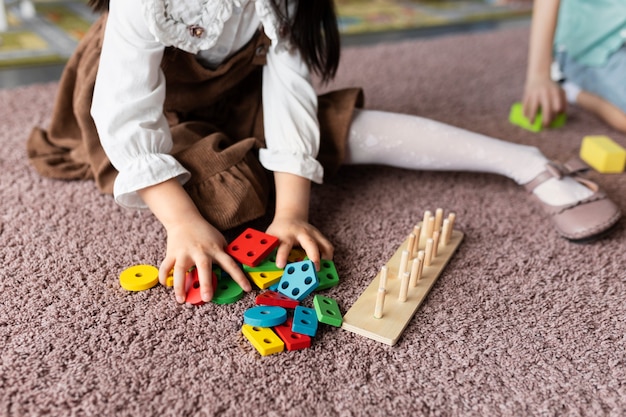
341, 224, 463, 346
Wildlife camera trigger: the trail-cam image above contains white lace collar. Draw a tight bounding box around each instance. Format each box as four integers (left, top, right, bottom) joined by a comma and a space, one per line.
141, 0, 286, 54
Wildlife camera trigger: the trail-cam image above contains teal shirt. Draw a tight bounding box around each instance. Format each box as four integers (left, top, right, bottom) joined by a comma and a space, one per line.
554, 0, 626, 66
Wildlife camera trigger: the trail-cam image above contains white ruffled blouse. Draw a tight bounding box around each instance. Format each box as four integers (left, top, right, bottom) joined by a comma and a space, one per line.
91, 0, 323, 210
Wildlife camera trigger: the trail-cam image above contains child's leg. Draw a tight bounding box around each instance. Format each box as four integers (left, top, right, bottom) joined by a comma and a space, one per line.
560, 46, 626, 133
345, 109, 593, 206
576, 91, 626, 133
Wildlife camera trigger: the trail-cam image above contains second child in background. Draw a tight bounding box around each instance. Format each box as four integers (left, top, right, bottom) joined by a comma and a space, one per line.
523, 0, 626, 132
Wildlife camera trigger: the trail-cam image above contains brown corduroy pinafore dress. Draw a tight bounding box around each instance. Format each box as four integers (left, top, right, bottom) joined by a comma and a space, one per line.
27, 14, 363, 230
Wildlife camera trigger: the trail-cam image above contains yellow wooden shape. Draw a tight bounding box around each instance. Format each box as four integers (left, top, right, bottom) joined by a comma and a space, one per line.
580, 135, 626, 173
241, 325, 284, 356
247, 270, 283, 289
119, 264, 159, 291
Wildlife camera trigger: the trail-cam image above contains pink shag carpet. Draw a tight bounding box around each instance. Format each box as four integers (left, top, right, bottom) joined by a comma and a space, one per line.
1, 24, 625, 416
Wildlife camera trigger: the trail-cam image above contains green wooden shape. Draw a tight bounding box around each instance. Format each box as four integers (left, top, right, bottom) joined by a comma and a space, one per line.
316, 259, 340, 291
212, 275, 244, 305
508, 102, 566, 132
242, 249, 280, 273
313, 294, 343, 327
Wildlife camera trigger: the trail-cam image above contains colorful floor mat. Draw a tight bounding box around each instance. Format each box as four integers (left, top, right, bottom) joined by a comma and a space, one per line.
0, 0, 531, 69
0, 1, 95, 68
337, 0, 532, 35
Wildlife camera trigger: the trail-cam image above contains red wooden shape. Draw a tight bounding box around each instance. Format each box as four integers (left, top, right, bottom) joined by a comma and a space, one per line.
226, 228, 280, 267
255, 290, 299, 309
274, 318, 311, 351
185, 268, 218, 306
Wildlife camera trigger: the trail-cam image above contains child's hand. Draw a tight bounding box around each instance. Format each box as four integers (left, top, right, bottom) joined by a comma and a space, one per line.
159, 218, 251, 304
523, 77, 567, 126
266, 216, 334, 271
138, 178, 251, 304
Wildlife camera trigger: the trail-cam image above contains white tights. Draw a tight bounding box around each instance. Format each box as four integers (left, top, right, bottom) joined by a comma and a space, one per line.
345, 109, 592, 206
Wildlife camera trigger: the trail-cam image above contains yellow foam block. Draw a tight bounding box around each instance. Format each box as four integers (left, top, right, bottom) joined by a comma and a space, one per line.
241, 325, 284, 356
580, 135, 626, 173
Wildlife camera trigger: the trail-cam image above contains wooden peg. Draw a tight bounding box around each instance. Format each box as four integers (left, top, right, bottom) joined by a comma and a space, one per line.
398, 271, 410, 302
424, 238, 434, 267
398, 250, 409, 280
441, 219, 451, 246
422, 211, 432, 236
407, 233, 416, 260
374, 287, 386, 319
446, 213, 456, 243
416, 251, 425, 285
412, 225, 421, 255
409, 257, 420, 287
425, 217, 435, 239
379, 265, 388, 292
434, 208, 444, 232
432, 230, 440, 259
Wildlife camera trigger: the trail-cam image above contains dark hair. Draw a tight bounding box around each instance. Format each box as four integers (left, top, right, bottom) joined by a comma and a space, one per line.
283, 0, 340, 82
87, 0, 108, 13
87, 0, 340, 81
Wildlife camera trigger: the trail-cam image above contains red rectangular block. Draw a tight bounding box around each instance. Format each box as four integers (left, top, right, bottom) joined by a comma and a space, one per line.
274, 318, 311, 351
226, 228, 280, 267
255, 290, 299, 309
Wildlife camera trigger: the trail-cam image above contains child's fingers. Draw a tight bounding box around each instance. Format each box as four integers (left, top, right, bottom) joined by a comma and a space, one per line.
196, 260, 214, 303
214, 251, 251, 293
158, 258, 175, 287
173, 264, 188, 304
275, 242, 293, 269
317, 235, 334, 261
299, 234, 321, 271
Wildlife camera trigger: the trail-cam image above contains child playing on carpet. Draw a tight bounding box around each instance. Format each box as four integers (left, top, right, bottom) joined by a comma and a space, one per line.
522, 0, 626, 132
27, 0, 621, 304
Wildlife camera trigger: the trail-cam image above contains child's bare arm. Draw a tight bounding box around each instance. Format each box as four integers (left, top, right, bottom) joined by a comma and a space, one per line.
523, 0, 565, 125
138, 179, 251, 303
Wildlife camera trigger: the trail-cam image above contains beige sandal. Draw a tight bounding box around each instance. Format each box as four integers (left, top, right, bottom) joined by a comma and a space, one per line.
524, 158, 622, 241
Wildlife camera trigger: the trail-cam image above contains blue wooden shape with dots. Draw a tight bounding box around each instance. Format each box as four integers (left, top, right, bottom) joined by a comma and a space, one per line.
277, 260, 319, 301
243, 306, 287, 327
292, 306, 318, 337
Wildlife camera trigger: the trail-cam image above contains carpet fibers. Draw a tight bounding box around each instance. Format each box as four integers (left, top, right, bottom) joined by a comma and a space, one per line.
1, 25, 625, 416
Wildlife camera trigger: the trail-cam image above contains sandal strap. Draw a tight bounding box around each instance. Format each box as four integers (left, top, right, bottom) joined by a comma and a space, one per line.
523, 157, 597, 192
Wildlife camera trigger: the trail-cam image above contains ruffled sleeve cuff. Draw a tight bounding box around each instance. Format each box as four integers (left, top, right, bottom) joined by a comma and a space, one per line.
259, 148, 324, 184
113, 153, 191, 209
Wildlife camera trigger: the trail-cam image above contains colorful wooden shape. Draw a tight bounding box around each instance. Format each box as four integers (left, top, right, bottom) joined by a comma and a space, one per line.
316, 259, 340, 291
313, 294, 343, 327
255, 290, 300, 309
119, 264, 159, 291
277, 260, 319, 301
580, 135, 626, 173
226, 228, 279, 267
243, 306, 287, 327
212, 274, 245, 305
241, 325, 285, 356
274, 318, 311, 351
247, 270, 284, 290
287, 248, 307, 263
242, 249, 279, 273
292, 306, 318, 337
509, 102, 566, 132
185, 268, 218, 306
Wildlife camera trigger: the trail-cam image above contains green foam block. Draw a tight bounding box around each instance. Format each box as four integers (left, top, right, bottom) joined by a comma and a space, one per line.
509, 102, 566, 132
